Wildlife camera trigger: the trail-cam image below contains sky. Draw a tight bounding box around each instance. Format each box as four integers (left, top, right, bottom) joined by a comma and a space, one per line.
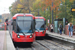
0, 0, 15, 15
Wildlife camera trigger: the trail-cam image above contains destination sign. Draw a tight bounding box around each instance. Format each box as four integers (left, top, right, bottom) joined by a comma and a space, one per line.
17, 16, 32, 20
36, 19, 44, 21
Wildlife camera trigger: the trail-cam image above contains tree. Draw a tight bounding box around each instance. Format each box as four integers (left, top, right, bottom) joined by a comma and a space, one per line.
9, 0, 35, 16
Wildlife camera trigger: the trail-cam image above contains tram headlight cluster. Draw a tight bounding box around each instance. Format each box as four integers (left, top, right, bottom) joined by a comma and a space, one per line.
17, 34, 20, 38
43, 31, 44, 33
30, 34, 33, 38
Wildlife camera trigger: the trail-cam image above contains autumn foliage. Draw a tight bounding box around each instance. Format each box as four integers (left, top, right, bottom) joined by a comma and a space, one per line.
9, 0, 75, 24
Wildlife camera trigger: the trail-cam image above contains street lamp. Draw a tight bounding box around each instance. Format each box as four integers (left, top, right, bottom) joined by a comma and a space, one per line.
44, 8, 45, 17
52, 1, 54, 24
37, 9, 40, 16
60, 2, 66, 18
60, 0, 67, 34
46, 8, 49, 25
46, 8, 48, 18
60, 3, 63, 6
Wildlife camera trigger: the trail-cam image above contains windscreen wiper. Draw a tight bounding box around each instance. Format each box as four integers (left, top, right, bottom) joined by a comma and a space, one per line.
22, 32, 25, 36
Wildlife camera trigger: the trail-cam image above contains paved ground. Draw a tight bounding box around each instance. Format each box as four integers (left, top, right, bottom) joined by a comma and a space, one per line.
0, 31, 15, 50
47, 30, 75, 39
0, 31, 5, 50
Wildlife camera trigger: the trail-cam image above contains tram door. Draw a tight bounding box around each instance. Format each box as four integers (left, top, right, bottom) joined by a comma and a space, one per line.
54, 21, 58, 33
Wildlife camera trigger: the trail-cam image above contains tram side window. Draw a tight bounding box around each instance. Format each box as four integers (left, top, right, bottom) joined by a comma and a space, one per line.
13, 20, 17, 32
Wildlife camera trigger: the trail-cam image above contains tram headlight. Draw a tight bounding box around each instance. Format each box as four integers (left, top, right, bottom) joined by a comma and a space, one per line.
30, 36, 32, 38
30, 34, 32, 38
17, 34, 20, 38
43, 31, 44, 33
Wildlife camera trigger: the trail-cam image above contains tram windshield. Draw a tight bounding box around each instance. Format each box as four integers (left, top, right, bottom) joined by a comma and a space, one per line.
35, 19, 45, 30
16, 16, 33, 33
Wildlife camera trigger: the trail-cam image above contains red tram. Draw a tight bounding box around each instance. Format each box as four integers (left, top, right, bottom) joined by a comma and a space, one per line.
35, 16, 46, 37
8, 13, 35, 43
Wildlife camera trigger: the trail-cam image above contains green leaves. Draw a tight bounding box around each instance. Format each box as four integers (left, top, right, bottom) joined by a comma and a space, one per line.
9, 0, 35, 16
9, 0, 75, 24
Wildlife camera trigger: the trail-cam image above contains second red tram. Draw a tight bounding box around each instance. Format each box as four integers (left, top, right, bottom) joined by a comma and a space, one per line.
8, 13, 35, 43
35, 16, 46, 37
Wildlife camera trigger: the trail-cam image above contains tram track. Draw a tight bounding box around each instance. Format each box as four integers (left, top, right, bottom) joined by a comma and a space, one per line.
15, 41, 49, 50
16, 47, 19, 50
16, 45, 36, 50
44, 39, 68, 50
36, 41, 50, 50
36, 40, 71, 50
15, 40, 72, 50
